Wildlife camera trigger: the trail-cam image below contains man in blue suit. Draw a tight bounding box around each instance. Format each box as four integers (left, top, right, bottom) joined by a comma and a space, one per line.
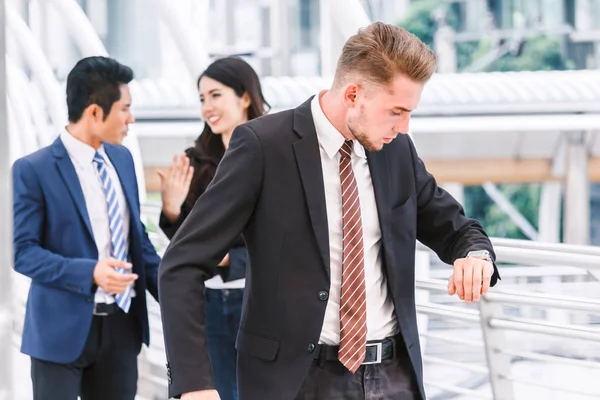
12, 56, 160, 400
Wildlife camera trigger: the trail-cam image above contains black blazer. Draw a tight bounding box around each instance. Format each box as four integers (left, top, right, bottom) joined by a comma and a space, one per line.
159, 147, 247, 282
158, 98, 500, 400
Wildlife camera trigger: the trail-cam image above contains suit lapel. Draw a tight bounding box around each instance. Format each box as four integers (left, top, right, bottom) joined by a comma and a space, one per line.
292, 98, 331, 275
367, 148, 392, 263
53, 138, 95, 241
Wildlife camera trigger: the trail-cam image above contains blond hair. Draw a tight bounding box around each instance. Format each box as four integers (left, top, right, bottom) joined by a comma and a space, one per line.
333, 22, 437, 88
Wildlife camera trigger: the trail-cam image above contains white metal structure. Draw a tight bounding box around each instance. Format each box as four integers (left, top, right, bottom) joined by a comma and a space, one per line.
0, 1, 13, 398
130, 69, 600, 117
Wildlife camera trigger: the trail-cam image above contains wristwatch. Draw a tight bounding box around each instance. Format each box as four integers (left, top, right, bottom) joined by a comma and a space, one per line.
466, 250, 492, 262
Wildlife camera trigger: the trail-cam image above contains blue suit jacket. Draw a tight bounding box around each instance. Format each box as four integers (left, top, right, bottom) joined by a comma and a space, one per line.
13, 137, 160, 363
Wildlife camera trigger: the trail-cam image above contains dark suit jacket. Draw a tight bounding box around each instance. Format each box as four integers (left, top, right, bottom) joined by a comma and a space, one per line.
158, 98, 500, 399
13, 137, 160, 363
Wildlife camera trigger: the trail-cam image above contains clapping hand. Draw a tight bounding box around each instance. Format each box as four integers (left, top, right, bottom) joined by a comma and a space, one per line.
158, 153, 194, 223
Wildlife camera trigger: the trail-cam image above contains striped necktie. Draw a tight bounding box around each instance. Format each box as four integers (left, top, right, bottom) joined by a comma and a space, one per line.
93, 152, 132, 313
337, 140, 367, 373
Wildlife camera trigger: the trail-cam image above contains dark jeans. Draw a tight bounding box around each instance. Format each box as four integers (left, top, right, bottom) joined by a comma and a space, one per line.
296, 352, 419, 399
205, 287, 244, 400
30, 311, 141, 400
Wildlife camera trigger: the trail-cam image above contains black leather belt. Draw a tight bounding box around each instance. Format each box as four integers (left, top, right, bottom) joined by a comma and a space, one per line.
93, 302, 121, 316
313, 335, 398, 365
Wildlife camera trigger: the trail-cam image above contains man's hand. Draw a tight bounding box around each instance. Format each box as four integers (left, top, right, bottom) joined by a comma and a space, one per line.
93, 258, 138, 294
447, 257, 494, 303
181, 390, 220, 400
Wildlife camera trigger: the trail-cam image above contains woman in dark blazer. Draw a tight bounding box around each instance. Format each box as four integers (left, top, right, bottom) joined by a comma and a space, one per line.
157, 56, 269, 400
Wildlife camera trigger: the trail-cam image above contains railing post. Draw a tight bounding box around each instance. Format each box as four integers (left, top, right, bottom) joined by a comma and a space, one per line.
415, 250, 430, 355
564, 131, 590, 245
479, 297, 515, 400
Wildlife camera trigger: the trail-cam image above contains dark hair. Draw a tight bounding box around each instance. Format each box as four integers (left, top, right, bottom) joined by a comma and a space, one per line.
66, 56, 134, 123
188, 57, 269, 203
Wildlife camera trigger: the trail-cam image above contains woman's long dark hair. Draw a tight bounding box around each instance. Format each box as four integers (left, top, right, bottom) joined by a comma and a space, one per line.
186, 57, 270, 207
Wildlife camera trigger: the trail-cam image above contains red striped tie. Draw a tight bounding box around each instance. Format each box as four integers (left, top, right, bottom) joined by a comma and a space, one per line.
337, 140, 367, 373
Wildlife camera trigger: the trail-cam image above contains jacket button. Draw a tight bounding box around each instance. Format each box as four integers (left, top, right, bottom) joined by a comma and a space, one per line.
318, 291, 329, 301
307, 343, 315, 353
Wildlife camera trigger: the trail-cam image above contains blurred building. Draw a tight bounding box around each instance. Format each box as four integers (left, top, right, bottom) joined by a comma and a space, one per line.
12, 0, 600, 81
447, 0, 600, 69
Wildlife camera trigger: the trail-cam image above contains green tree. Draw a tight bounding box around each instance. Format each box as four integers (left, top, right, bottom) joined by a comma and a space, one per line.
487, 36, 572, 71
397, 0, 458, 48
464, 184, 541, 239
397, 2, 573, 73
397, 1, 572, 240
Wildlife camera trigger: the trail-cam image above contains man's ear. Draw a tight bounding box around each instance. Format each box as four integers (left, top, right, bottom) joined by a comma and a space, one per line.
342, 83, 359, 109
85, 104, 104, 123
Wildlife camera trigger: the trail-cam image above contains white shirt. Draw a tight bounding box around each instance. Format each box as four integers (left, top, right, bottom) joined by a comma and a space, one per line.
60, 130, 133, 304
311, 93, 398, 345
205, 275, 245, 290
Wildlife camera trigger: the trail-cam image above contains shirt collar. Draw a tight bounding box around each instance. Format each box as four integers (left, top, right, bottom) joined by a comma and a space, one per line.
60, 129, 108, 166
310, 92, 366, 160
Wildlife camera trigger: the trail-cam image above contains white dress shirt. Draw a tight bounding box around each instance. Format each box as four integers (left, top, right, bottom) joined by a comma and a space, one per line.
60, 130, 133, 304
205, 275, 245, 290
311, 93, 398, 345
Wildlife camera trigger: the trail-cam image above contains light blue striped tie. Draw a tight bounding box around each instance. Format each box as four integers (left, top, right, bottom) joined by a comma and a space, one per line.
93, 152, 132, 313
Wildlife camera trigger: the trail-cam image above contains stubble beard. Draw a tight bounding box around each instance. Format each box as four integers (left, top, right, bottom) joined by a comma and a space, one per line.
348, 123, 383, 152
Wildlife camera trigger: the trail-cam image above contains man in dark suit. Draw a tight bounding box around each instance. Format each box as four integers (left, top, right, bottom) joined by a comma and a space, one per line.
13, 56, 160, 400
159, 22, 500, 400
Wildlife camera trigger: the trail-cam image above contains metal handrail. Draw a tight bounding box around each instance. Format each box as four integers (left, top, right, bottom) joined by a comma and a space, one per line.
499, 348, 600, 370
6, 60, 38, 157
416, 239, 600, 268
5, 4, 66, 135
423, 335, 600, 373
7, 56, 53, 148
417, 279, 600, 312
416, 303, 481, 323
502, 374, 600, 398
423, 380, 493, 399
420, 332, 484, 348
418, 301, 600, 342
488, 317, 600, 341
491, 237, 600, 256
493, 246, 600, 268
422, 355, 489, 374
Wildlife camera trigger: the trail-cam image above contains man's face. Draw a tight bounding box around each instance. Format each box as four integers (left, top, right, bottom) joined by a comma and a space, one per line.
345, 74, 424, 151
92, 84, 135, 146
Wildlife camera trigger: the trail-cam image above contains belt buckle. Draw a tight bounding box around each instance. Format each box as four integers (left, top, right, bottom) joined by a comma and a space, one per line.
362, 342, 383, 365
93, 303, 109, 316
